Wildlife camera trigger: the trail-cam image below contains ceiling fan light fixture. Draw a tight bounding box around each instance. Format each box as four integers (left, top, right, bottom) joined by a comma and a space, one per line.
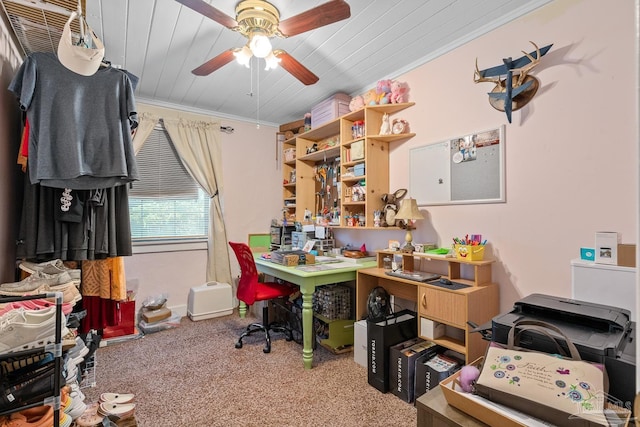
249, 31, 272, 58
233, 45, 252, 67
264, 51, 281, 70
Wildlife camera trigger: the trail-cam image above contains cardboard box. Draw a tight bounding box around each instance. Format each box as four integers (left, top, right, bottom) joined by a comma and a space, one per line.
420, 318, 445, 340
271, 250, 315, 266
617, 244, 636, 267
142, 306, 171, 323
311, 93, 351, 128
595, 231, 621, 265
354, 320, 367, 367
351, 139, 364, 160
414, 353, 460, 399
389, 338, 438, 403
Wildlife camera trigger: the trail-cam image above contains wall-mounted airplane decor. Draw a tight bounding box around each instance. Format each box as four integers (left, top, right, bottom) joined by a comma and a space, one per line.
474, 41, 553, 123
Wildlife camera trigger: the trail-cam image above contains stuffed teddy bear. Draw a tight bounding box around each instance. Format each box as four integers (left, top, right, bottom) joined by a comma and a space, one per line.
376, 79, 392, 105
380, 188, 408, 227
363, 89, 378, 106
349, 95, 364, 112
389, 80, 408, 104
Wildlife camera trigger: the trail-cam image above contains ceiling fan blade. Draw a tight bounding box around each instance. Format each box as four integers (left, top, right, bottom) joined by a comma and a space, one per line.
175, 0, 237, 29
192, 49, 236, 76
278, 0, 351, 37
274, 50, 319, 85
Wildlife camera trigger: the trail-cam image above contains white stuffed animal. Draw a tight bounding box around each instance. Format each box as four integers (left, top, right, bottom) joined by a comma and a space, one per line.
379, 113, 391, 135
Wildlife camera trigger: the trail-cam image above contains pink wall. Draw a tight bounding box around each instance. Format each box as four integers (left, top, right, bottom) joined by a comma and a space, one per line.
385, 0, 637, 311
123, 109, 281, 312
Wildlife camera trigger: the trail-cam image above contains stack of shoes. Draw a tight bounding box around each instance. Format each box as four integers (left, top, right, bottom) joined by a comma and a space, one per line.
0, 270, 81, 306
18, 259, 81, 281
75, 393, 135, 427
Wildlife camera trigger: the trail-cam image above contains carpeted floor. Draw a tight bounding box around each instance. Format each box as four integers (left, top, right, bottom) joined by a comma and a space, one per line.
83, 311, 417, 427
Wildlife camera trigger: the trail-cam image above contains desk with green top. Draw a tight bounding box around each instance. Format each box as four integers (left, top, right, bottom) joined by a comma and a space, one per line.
254, 257, 376, 369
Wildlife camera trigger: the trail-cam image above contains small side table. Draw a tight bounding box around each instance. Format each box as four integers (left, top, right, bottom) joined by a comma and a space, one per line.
416, 386, 488, 427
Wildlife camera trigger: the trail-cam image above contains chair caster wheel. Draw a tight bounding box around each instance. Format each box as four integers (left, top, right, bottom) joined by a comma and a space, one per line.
235, 341, 243, 349
263, 346, 271, 354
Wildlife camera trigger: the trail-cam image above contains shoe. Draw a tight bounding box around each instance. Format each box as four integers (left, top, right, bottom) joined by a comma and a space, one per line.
7, 405, 54, 427
0, 306, 70, 353
2, 352, 55, 385
67, 336, 90, 359
0, 352, 50, 375
0, 361, 61, 411
99, 393, 135, 404
19, 259, 81, 280
0, 298, 73, 317
0, 271, 75, 293
67, 382, 85, 402
98, 403, 135, 420
58, 411, 72, 427
64, 394, 87, 420
41, 282, 82, 305
75, 403, 104, 427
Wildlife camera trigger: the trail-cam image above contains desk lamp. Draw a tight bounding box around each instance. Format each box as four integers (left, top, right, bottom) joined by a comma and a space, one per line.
394, 198, 424, 253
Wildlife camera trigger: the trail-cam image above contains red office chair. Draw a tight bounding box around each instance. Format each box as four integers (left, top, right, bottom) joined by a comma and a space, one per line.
229, 241, 294, 353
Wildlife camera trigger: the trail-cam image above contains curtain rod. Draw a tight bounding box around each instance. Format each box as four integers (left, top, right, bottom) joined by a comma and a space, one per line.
156, 118, 234, 134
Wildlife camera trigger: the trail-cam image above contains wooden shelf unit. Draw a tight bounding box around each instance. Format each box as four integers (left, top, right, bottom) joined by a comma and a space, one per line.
278, 102, 415, 227
356, 251, 499, 363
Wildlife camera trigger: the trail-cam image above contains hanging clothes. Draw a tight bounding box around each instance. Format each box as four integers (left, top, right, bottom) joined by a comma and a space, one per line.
80, 257, 128, 333
15, 165, 132, 261
8, 52, 139, 190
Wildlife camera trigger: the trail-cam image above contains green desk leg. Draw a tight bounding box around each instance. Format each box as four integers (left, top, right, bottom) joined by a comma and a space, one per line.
301, 290, 314, 369
239, 301, 247, 318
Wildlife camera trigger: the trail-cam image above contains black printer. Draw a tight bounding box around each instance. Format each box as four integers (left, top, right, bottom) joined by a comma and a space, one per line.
489, 293, 635, 409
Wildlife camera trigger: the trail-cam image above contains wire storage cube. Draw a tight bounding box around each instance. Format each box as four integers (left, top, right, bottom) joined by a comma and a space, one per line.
312, 284, 351, 320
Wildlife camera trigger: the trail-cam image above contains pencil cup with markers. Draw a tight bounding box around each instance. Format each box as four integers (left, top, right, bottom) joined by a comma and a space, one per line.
452, 235, 486, 261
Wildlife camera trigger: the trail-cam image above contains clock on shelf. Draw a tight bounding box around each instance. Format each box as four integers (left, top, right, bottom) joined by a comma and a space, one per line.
392, 119, 409, 134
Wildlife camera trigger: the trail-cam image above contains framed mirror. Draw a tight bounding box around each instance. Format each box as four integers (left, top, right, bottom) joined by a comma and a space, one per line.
409, 126, 505, 206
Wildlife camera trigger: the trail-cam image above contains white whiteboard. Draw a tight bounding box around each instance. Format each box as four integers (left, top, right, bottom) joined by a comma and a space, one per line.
410, 126, 506, 206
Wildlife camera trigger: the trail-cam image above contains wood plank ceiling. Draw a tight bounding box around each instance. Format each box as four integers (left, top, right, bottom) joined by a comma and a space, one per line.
0, 0, 552, 126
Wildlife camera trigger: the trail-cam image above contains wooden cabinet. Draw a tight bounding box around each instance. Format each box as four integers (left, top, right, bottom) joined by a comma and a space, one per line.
279, 103, 415, 228
358, 251, 500, 363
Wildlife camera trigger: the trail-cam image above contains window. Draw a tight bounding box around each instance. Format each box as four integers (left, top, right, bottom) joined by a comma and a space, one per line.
129, 125, 209, 241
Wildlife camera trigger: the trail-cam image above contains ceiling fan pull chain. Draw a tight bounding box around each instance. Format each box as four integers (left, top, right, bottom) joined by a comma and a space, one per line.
256, 57, 260, 129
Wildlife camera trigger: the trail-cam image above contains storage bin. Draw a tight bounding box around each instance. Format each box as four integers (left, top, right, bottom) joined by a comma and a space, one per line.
454, 244, 484, 261
313, 284, 351, 320
311, 93, 351, 128
283, 148, 296, 162
187, 281, 234, 321
353, 163, 365, 177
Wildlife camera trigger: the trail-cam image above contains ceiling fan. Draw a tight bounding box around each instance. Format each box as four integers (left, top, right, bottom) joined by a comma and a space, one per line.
175, 0, 351, 85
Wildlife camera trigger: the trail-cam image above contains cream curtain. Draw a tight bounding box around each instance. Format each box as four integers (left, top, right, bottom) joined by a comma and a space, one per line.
162, 117, 232, 286
132, 112, 160, 155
